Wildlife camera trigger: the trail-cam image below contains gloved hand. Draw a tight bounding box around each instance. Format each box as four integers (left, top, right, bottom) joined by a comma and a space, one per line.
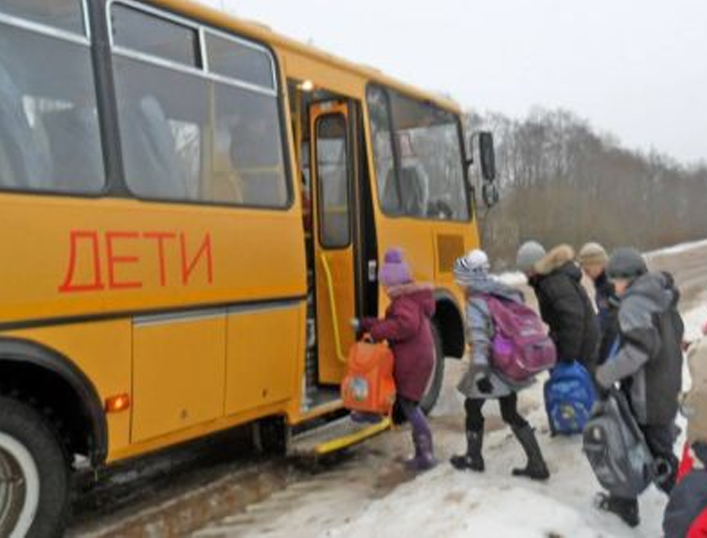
594, 364, 614, 390
476, 376, 493, 394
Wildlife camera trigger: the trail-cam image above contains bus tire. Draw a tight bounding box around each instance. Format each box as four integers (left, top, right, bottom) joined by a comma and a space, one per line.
419, 323, 445, 414
0, 395, 70, 538
253, 416, 290, 456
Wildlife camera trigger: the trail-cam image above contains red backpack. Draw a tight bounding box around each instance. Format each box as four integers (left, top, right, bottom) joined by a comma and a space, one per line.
341, 341, 396, 415
483, 294, 557, 384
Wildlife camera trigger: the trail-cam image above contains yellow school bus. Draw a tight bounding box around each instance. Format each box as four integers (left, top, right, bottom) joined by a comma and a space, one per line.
0, 0, 497, 534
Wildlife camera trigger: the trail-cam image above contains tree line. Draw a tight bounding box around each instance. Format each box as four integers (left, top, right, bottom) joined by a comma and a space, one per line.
465, 108, 707, 269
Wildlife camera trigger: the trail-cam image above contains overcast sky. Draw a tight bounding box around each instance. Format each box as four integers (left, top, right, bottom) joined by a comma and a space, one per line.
197, 0, 706, 164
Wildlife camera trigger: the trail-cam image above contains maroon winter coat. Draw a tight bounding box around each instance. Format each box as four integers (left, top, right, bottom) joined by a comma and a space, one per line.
362, 284, 436, 402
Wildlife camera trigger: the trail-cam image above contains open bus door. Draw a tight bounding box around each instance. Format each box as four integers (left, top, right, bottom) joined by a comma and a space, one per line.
309, 101, 356, 386
287, 99, 390, 457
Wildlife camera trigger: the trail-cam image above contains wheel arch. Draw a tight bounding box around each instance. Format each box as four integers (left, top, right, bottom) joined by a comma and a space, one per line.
433, 288, 466, 359
0, 338, 108, 467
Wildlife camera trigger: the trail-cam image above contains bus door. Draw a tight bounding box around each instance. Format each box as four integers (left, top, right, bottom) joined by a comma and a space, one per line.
309, 101, 356, 385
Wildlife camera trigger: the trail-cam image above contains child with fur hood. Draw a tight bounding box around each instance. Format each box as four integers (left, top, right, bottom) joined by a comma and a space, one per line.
450, 250, 549, 480
516, 242, 599, 372
355, 247, 437, 471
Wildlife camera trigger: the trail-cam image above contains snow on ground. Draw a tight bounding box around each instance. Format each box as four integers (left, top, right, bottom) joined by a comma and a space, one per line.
645, 238, 707, 259
317, 305, 705, 538
683, 305, 706, 343
322, 401, 665, 538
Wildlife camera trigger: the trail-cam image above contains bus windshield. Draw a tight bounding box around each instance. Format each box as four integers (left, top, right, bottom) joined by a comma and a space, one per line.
367, 85, 469, 221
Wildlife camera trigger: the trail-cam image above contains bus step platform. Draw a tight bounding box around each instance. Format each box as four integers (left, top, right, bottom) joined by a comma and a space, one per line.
290, 415, 391, 457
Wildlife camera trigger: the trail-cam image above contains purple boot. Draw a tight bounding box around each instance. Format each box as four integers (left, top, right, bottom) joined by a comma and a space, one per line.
406, 431, 437, 471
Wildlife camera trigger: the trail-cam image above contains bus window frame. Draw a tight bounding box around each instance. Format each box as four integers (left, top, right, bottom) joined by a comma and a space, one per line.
106, 0, 294, 211
365, 83, 473, 223
0, 3, 112, 200
0, 0, 91, 41
202, 27, 277, 91
313, 111, 353, 251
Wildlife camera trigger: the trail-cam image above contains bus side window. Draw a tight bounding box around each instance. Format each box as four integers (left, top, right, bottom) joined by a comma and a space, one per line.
110, 2, 289, 208
224, 92, 287, 208
0, 11, 104, 195
119, 94, 190, 200
42, 108, 103, 193
0, 60, 52, 189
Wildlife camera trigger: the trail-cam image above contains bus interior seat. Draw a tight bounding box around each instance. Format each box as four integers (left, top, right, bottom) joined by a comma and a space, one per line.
42, 107, 103, 193
400, 165, 428, 217
120, 94, 188, 199
229, 126, 283, 206
0, 60, 53, 190
381, 168, 400, 213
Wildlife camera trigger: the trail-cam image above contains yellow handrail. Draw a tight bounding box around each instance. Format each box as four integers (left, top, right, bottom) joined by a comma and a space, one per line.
319, 252, 348, 363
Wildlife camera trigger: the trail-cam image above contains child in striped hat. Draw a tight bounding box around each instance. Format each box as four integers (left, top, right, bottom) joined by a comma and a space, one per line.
450, 249, 550, 480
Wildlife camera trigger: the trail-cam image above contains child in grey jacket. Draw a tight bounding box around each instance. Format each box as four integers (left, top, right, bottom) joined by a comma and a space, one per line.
595, 248, 684, 528
450, 250, 549, 480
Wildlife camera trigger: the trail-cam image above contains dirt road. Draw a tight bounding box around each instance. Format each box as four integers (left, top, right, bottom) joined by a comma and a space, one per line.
69, 241, 707, 537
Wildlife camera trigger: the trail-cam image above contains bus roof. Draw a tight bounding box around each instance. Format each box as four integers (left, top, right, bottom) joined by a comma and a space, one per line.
152, 0, 463, 114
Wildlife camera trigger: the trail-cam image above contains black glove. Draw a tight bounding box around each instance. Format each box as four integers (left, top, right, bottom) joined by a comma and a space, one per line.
476, 376, 493, 394
595, 386, 611, 400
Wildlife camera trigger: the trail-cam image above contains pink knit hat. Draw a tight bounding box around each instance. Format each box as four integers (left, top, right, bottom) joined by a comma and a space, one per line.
379, 247, 412, 287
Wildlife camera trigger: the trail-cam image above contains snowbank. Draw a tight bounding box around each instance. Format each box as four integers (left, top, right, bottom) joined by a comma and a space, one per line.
645, 238, 707, 259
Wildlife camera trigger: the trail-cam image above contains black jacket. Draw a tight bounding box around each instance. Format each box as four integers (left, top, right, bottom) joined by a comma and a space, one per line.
596, 271, 684, 425
529, 245, 599, 370
594, 271, 621, 364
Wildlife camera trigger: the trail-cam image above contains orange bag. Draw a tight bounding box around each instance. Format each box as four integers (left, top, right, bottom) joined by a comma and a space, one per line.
341, 341, 396, 415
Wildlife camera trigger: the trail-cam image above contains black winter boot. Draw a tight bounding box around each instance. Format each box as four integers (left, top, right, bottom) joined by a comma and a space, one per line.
595, 493, 639, 528
450, 430, 484, 472
511, 426, 550, 481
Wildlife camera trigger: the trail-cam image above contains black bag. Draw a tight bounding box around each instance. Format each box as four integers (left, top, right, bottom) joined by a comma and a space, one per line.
583, 389, 654, 498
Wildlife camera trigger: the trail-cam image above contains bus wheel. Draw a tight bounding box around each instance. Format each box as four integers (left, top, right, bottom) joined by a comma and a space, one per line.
252, 416, 290, 457
419, 323, 445, 414
0, 396, 69, 538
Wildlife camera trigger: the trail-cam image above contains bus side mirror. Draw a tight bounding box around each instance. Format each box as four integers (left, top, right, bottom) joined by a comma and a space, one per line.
479, 131, 496, 182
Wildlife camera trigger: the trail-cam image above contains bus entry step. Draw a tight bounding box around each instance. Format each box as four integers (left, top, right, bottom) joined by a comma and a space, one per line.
290, 416, 391, 457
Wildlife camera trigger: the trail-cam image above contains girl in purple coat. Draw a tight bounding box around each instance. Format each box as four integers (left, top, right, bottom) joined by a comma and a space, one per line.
356, 247, 437, 471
